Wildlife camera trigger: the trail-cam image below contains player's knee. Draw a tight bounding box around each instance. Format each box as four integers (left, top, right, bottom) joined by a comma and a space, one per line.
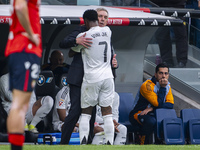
42, 96, 54, 110
117, 124, 127, 136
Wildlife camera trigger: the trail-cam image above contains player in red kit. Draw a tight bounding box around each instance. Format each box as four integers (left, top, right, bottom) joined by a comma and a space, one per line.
5, 0, 42, 149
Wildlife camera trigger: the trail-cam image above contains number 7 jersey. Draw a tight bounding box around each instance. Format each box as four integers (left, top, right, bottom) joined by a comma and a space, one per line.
77, 26, 113, 83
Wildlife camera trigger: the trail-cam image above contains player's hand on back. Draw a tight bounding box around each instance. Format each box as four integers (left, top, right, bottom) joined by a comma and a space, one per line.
22, 32, 40, 46
76, 33, 93, 48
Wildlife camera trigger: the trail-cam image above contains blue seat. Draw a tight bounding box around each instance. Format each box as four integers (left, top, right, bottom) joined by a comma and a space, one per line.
118, 92, 135, 132
155, 108, 177, 141
181, 109, 200, 144
189, 119, 200, 144
162, 118, 185, 145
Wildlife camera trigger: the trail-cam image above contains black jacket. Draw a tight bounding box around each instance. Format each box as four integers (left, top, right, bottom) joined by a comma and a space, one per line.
59, 26, 87, 87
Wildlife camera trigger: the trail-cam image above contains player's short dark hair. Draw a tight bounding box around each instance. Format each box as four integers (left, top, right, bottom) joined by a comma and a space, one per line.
155, 63, 169, 73
83, 9, 98, 22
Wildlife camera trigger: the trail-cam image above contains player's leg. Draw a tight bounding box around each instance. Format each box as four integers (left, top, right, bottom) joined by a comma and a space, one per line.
99, 78, 115, 145
60, 84, 82, 144
114, 124, 127, 145
79, 107, 93, 144
92, 125, 104, 145
138, 114, 156, 144
26, 96, 54, 133
7, 52, 40, 150
101, 107, 114, 145
7, 89, 31, 149
79, 81, 98, 144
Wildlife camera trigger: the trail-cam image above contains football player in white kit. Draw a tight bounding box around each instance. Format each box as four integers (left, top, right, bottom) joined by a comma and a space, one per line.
92, 92, 127, 145
71, 9, 115, 145
0, 73, 54, 133
52, 85, 73, 132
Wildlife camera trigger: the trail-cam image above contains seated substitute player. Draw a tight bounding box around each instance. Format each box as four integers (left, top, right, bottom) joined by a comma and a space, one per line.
52, 85, 78, 132
129, 63, 174, 144
92, 92, 127, 145
0, 73, 54, 133
71, 9, 115, 145
52, 84, 80, 133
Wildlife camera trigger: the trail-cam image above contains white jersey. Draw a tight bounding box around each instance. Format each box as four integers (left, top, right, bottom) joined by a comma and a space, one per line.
0, 73, 36, 114
75, 26, 113, 83
95, 92, 120, 124
0, 73, 12, 114
52, 86, 71, 124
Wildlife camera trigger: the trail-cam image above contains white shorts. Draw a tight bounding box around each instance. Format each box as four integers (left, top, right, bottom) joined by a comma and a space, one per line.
81, 78, 114, 108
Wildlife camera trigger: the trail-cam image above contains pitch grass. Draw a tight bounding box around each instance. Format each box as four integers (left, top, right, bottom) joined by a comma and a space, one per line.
1, 145, 200, 150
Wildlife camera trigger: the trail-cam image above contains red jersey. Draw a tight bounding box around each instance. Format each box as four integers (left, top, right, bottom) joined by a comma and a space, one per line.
5, 0, 42, 57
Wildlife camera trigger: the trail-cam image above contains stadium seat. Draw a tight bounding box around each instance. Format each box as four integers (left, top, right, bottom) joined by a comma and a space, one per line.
35, 70, 56, 98
118, 92, 135, 132
58, 73, 68, 88
155, 108, 178, 143
162, 118, 185, 145
34, 70, 60, 132
189, 119, 200, 144
180, 109, 200, 144
118, 92, 135, 143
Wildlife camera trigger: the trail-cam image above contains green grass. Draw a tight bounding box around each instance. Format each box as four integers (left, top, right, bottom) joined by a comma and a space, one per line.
1, 144, 200, 150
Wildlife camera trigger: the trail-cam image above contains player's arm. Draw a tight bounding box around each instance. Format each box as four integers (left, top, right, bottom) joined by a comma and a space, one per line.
15, 0, 39, 46
59, 26, 92, 49
57, 109, 66, 122
198, 0, 200, 9
70, 32, 86, 54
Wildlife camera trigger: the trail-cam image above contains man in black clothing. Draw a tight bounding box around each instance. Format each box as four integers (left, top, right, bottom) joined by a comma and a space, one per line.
59, 8, 118, 144
151, 0, 188, 68
42, 50, 70, 86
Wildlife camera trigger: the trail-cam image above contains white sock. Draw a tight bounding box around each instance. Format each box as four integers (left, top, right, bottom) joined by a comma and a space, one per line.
103, 114, 114, 145
92, 132, 105, 145
114, 124, 127, 145
79, 113, 91, 144
30, 96, 53, 126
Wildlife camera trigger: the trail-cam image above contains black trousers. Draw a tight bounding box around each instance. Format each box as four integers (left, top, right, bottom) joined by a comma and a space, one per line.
129, 113, 156, 144
155, 24, 188, 64
60, 84, 96, 144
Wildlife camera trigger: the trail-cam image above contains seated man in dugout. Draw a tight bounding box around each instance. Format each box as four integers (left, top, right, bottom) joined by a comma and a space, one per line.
42, 50, 70, 86
129, 63, 174, 144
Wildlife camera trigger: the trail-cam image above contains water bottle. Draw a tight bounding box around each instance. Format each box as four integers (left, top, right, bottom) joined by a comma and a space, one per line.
155, 54, 162, 65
